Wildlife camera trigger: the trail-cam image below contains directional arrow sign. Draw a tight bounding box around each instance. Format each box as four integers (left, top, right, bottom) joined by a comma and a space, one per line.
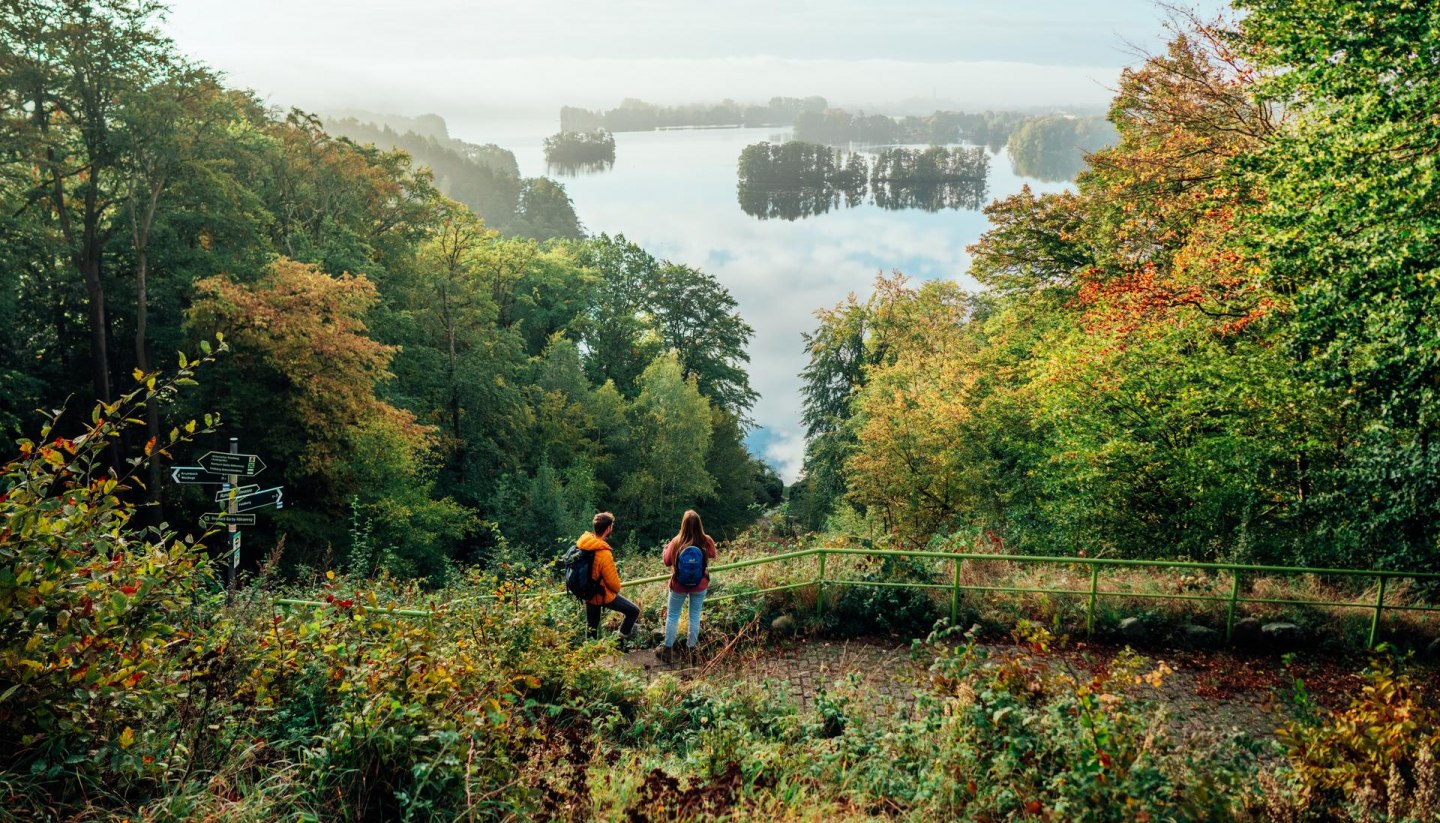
215, 484, 260, 502
200, 512, 257, 528
172, 466, 227, 485
198, 451, 267, 477
233, 486, 283, 513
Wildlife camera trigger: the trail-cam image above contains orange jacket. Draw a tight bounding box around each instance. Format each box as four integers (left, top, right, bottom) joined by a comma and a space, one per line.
577, 531, 621, 605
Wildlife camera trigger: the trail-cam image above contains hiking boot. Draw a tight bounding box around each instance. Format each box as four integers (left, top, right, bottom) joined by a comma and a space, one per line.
655, 645, 675, 665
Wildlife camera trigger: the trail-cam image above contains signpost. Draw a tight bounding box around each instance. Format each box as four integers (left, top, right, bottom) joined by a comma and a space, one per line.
198, 450, 266, 477
233, 486, 283, 513
200, 512, 258, 528
172, 466, 226, 485
171, 437, 283, 589
214, 484, 260, 502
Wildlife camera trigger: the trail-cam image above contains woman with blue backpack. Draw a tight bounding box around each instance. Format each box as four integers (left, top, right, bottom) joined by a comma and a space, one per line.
656, 509, 717, 664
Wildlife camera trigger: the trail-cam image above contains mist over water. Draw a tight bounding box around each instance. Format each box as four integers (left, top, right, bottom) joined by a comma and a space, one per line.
455, 118, 1071, 480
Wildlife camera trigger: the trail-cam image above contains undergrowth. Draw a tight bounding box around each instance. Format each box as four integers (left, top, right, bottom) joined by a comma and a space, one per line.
5, 367, 1439, 821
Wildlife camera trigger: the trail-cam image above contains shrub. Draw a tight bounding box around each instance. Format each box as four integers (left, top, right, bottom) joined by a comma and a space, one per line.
1276, 651, 1440, 820
0, 350, 222, 803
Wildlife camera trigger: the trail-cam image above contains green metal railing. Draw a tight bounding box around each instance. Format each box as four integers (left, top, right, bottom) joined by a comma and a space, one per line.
276, 547, 1440, 647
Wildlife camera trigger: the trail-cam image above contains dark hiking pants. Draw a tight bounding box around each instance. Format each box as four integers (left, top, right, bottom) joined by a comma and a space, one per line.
586, 594, 640, 639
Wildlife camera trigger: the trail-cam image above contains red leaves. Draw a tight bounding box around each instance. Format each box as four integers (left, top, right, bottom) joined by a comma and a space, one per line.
1073, 264, 1205, 335
119, 584, 138, 596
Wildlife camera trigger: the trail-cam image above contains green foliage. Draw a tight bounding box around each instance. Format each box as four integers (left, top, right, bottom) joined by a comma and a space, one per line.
604, 623, 1253, 821
493, 460, 595, 563
0, 353, 221, 798
1238, 0, 1440, 570
798, 10, 1440, 572
511, 176, 584, 240
618, 353, 716, 546
826, 555, 942, 637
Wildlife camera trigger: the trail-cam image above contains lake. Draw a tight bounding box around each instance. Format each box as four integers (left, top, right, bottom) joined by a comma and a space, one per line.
459, 121, 1072, 481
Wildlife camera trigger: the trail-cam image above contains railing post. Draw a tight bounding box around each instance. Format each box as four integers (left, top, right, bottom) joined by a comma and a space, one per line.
951, 556, 961, 626
1225, 570, 1241, 644
816, 549, 827, 625
1086, 563, 1099, 637
1368, 574, 1387, 648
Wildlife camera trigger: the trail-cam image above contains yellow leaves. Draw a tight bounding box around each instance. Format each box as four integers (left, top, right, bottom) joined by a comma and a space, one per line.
1135, 661, 1173, 689
118, 727, 135, 749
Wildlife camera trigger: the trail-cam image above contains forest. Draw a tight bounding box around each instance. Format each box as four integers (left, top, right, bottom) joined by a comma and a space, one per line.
0, 0, 780, 585
793, 106, 1110, 160
1006, 115, 1120, 181
788, 15, 1440, 575
560, 96, 829, 132
321, 113, 584, 240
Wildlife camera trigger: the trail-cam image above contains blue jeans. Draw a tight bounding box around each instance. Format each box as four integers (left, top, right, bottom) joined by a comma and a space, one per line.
665, 589, 706, 648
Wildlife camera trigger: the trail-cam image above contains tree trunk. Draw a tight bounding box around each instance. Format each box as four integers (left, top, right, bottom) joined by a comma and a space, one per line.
81, 253, 112, 407
134, 183, 164, 525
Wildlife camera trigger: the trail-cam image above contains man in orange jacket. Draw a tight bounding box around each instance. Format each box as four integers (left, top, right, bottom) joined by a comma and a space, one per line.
577, 512, 641, 642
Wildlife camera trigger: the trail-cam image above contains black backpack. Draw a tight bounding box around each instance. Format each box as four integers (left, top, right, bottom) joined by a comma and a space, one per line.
561, 545, 603, 600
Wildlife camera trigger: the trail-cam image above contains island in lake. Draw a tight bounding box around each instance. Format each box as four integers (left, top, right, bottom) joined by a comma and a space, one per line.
543, 129, 617, 175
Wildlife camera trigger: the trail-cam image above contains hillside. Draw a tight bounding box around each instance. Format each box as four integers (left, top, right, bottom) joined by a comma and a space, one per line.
322, 112, 580, 240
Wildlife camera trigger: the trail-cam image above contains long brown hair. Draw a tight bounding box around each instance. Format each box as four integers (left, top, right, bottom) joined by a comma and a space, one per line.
672, 510, 708, 548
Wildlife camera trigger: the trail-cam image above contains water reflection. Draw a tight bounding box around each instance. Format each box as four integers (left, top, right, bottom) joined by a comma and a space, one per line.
870, 178, 987, 211
736, 141, 991, 220
546, 159, 616, 176
1006, 149, 1086, 183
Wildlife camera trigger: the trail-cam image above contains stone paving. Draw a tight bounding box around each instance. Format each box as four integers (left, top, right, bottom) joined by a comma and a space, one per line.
615, 636, 1289, 744
621, 637, 925, 713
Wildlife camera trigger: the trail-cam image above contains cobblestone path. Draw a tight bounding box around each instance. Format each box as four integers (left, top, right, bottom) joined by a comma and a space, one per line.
616, 637, 1290, 744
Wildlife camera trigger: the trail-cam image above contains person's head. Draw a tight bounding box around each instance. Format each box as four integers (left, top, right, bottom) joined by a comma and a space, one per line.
592, 511, 615, 539
674, 509, 706, 547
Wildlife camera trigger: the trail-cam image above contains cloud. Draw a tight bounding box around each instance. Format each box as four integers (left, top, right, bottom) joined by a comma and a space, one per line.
762, 429, 809, 485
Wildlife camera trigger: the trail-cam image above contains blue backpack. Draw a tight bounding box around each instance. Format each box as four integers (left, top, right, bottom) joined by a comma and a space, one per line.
674, 544, 706, 589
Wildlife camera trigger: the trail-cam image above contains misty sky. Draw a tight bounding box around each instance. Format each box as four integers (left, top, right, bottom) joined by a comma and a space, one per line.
162, 0, 1230, 116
